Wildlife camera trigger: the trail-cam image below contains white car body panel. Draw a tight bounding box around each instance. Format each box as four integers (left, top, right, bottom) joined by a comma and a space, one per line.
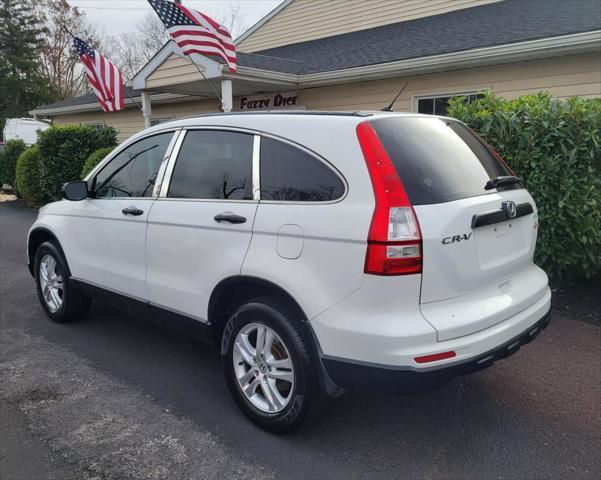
312, 275, 550, 368
67, 197, 154, 300
420, 264, 549, 341
27, 112, 551, 379
146, 198, 258, 319
242, 200, 370, 320
415, 189, 539, 304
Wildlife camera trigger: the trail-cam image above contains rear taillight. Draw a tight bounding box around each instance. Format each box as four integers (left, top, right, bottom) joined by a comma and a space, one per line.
356, 122, 422, 276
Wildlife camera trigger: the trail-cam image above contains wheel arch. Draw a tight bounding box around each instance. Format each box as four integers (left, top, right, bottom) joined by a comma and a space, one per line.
209, 275, 343, 397
27, 227, 68, 276
208, 275, 310, 344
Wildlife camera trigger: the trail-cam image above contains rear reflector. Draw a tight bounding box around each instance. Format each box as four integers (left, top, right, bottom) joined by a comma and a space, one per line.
414, 351, 456, 364
356, 122, 422, 275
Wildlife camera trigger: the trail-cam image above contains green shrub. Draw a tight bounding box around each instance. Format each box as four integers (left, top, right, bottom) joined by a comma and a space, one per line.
81, 146, 115, 178
448, 92, 601, 283
15, 146, 49, 207
37, 125, 117, 199
0, 139, 27, 191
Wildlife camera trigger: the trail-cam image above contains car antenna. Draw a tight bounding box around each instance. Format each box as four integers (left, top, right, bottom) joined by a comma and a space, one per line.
381, 82, 409, 112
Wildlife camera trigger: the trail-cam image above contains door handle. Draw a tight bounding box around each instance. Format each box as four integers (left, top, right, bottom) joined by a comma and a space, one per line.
122, 206, 144, 216
214, 213, 247, 224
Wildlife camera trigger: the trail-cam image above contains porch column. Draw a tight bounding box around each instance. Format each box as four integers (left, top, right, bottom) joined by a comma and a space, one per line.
221, 79, 233, 112
141, 91, 152, 129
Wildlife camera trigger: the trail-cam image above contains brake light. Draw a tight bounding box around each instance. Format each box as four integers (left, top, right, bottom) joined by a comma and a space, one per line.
356, 122, 422, 275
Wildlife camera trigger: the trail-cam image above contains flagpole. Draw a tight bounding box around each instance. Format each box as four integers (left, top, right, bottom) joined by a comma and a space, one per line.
187, 59, 224, 109
173, 0, 225, 110
122, 85, 145, 114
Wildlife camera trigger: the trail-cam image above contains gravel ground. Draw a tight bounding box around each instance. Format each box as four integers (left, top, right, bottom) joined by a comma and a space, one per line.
1, 201, 600, 480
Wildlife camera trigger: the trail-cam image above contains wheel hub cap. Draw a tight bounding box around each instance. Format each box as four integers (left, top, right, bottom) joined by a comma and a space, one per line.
232, 322, 295, 413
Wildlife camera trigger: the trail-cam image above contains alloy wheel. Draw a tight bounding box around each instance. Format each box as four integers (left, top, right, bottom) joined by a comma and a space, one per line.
232, 322, 295, 413
39, 254, 64, 313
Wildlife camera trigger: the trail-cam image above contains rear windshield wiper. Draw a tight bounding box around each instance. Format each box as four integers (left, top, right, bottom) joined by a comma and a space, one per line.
484, 175, 522, 190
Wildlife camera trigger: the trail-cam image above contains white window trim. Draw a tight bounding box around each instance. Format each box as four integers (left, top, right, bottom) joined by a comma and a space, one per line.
80, 121, 106, 128
150, 116, 175, 126
412, 90, 486, 113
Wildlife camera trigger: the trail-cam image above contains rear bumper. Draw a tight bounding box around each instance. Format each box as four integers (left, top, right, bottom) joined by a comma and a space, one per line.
322, 309, 551, 393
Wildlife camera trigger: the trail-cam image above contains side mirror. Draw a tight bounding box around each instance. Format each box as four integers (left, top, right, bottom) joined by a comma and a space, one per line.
62, 181, 89, 201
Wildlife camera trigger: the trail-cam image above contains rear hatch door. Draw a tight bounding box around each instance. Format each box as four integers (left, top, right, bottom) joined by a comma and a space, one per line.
370, 116, 544, 340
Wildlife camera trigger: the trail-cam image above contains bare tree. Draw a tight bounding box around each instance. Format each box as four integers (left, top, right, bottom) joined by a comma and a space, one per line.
105, 13, 169, 81
107, 4, 248, 81
38, 0, 108, 99
217, 4, 248, 39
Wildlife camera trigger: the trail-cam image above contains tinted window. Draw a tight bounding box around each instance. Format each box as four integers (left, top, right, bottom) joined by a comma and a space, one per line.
260, 138, 344, 202
370, 117, 516, 205
93, 132, 173, 198
168, 130, 253, 200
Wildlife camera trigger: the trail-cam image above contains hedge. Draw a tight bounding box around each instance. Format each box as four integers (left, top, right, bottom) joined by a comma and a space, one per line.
37, 125, 117, 199
448, 92, 601, 283
15, 146, 49, 207
0, 139, 27, 193
81, 146, 115, 179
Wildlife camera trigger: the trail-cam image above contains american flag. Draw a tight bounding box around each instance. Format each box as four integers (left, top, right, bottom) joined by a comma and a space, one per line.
73, 36, 124, 112
147, 0, 237, 73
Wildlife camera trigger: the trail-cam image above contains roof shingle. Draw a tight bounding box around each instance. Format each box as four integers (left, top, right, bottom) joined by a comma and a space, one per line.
243, 0, 601, 74
35, 0, 600, 111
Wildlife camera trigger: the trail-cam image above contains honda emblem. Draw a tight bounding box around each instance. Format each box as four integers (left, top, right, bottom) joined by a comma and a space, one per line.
503, 201, 517, 219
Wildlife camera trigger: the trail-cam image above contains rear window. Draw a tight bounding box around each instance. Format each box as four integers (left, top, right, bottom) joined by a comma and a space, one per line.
370, 117, 517, 205
260, 137, 345, 202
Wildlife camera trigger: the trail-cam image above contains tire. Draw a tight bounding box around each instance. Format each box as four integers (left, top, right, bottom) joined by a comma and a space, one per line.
221, 297, 321, 433
34, 241, 91, 323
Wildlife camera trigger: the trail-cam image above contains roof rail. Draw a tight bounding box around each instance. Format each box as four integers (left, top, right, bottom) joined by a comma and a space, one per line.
175, 110, 374, 121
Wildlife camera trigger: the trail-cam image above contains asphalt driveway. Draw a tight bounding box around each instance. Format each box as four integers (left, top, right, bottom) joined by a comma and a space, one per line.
1, 201, 599, 480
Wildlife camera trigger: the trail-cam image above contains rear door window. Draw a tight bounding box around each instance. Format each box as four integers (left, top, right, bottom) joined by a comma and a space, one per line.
260, 137, 345, 202
370, 117, 516, 205
168, 130, 254, 200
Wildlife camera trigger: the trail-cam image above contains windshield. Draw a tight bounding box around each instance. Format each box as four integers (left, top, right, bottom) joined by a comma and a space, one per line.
370, 117, 519, 205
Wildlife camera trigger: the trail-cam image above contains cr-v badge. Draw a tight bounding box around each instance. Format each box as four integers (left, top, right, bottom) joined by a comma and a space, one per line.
442, 233, 472, 244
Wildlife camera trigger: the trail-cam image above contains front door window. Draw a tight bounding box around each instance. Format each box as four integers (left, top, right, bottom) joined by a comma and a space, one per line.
93, 132, 174, 198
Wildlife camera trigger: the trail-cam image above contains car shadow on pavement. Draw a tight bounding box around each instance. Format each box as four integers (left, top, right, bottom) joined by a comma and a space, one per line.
2, 202, 599, 480
50, 299, 600, 480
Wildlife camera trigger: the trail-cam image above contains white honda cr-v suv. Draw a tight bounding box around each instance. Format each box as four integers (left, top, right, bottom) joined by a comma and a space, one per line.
28, 111, 551, 432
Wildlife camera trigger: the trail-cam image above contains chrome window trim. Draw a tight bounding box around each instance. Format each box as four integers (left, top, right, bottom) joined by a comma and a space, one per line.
257, 133, 348, 205
252, 134, 261, 201
159, 129, 187, 198
152, 129, 184, 197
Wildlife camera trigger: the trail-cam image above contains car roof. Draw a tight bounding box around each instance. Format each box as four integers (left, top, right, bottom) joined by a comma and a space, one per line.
125, 110, 456, 146
152, 110, 450, 128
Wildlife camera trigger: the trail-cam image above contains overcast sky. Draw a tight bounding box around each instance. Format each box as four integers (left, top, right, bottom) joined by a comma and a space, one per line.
69, 0, 284, 39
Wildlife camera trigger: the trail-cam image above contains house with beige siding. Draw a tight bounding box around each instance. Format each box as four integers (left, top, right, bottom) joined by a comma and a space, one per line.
31, 0, 601, 141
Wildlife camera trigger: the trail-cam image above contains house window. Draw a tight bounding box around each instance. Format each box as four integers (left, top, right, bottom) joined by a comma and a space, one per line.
150, 117, 174, 126
81, 122, 105, 130
415, 92, 484, 116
